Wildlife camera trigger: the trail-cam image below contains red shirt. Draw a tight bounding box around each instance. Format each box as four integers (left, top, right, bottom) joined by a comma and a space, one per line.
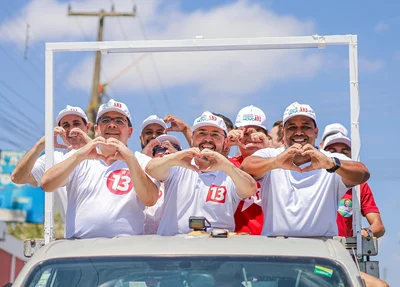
336, 182, 380, 237
228, 156, 264, 235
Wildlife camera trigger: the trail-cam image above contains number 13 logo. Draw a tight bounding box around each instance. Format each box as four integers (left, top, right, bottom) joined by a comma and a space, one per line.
206, 184, 227, 203
106, 169, 133, 195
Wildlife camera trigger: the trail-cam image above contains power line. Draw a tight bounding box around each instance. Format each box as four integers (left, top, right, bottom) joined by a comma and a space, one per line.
0, 115, 39, 143
111, 9, 158, 113
1, 2, 91, 104
71, 14, 117, 94
133, 0, 172, 113
0, 79, 44, 115
108, 0, 161, 116
1, 2, 46, 68
0, 91, 43, 133
109, 0, 130, 40
0, 26, 45, 76
0, 137, 25, 150
135, 65, 158, 115
0, 45, 44, 92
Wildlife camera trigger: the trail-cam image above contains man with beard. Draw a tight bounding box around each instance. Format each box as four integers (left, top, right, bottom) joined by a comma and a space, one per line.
241, 102, 370, 236
12, 105, 91, 222
41, 99, 160, 239
146, 111, 257, 235
227, 105, 271, 235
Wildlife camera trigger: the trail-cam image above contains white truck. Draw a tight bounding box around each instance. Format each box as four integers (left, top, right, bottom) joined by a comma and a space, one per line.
13, 234, 365, 287
8, 35, 381, 287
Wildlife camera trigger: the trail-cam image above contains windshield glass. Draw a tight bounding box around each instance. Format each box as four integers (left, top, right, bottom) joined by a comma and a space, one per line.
25, 256, 351, 287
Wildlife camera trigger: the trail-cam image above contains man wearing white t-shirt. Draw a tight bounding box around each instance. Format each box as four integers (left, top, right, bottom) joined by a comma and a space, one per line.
11, 105, 91, 222
41, 99, 160, 239
241, 102, 370, 237
146, 111, 257, 236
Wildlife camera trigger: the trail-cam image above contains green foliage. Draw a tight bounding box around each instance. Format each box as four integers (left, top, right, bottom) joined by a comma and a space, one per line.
7, 212, 65, 240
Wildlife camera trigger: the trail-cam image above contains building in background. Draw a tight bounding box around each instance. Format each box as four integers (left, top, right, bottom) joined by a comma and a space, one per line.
0, 150, 44, 223
0, 221, 26, 286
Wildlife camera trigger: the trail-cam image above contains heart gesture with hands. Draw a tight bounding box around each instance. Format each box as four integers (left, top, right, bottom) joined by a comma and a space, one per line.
170, 148, 201, 172
101, 138, 134, 162
161, 140, 180, 153
53, 126, 69, 149
226, 129, 243, 148
68, 128, 92, 148
75, 137, 107, 162
164, 114, 189, 133
300, 144, 334, 173
142, 139, 162, 157
242, 128, 271, 150
275, 144, 335, 173
196, 149, 230, 172
275, 143, 303, 172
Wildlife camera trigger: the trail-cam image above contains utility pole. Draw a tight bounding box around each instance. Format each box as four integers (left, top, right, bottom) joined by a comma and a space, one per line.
68, 4, 136, 135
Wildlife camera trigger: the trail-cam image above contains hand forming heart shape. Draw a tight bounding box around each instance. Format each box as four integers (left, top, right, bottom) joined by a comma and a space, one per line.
277, 144, 332, 173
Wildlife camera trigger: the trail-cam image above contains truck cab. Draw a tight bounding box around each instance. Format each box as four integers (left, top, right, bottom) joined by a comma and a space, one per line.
13, 235, 364, 287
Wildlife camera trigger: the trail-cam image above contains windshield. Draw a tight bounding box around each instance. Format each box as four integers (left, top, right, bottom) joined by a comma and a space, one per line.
25, 256, 351, 287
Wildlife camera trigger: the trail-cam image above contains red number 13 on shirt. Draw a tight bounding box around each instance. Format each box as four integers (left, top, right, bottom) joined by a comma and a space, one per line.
206, 184, 227, 203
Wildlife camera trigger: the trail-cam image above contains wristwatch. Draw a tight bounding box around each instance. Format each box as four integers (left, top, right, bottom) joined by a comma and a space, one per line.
362, 228, 374, 238
326, 157, 341, 173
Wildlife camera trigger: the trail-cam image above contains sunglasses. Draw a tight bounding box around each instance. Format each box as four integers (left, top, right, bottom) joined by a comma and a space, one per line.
98, 116, 128, 126
152, 144, 181, 156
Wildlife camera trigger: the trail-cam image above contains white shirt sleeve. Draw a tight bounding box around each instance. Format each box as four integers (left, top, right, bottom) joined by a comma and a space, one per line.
252, 147, 283, 159
30, 155, 45, 187
31, 150, 68, 187
61, 149, 79, 185
135, 152, 161, 189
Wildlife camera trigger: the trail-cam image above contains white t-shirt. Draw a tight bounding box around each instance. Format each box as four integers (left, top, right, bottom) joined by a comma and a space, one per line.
143, 183, 165, 235
253, 147, 350, 237
63, 150, 159, 239
157, 161, 242, 236
31, 150, 68, 222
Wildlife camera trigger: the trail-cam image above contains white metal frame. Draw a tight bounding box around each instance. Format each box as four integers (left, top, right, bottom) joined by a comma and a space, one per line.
44, 34, 362, 257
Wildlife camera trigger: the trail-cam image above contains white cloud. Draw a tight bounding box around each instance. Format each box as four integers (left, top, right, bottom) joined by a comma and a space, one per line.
374, 21, 390, 34
0, 0, 159, 44
359, 57, 385, 73
0, 0, 324, 112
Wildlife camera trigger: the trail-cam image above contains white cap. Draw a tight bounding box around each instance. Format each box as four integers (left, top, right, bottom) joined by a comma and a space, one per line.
283, 102, 317, 126
323, 132, 351, 150
155, 134, 181, 148
322, 123, 348, 141
56, 105, 88, 125
96, 99, 132, 125
140, 115, 167, 133
235, 105, 267, 130
192, 111, 228, 135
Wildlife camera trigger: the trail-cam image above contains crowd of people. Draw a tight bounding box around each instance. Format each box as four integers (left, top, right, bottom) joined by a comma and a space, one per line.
11, 99, 387, 286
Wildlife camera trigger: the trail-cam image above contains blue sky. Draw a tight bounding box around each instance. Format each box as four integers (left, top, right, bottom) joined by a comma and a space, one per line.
0, 0, 399, 283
